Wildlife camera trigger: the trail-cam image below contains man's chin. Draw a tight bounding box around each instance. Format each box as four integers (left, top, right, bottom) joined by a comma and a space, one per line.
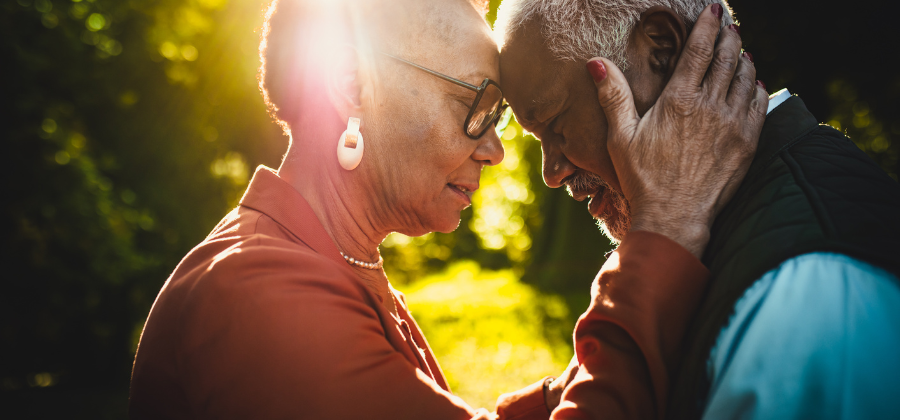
594, 214, 625, 244
590, 194, 632, 244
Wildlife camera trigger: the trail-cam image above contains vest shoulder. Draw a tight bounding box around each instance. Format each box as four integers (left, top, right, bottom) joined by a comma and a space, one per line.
788, 125, 900, 190
706, 123, 900, 287
780, 126, 900, 245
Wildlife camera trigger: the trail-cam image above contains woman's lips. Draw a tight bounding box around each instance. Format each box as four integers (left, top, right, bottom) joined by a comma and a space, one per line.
447, 184, 473, 207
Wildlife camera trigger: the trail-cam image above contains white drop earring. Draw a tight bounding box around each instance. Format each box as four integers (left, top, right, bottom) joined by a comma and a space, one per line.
337, 117, 364, 171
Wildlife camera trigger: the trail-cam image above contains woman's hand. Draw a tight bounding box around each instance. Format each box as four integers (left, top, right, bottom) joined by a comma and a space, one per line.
545, 356, 580, 411
588, 4, 768, 258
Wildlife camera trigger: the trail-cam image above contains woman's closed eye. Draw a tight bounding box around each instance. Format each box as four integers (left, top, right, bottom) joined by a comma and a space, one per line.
454, 98, 472, 112
448, 90, 475, 111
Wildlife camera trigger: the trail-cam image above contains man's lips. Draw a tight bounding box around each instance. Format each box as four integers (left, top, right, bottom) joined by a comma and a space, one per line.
572, 187, 606, 219
569, 185, 608, 219
588, 190, 606, 218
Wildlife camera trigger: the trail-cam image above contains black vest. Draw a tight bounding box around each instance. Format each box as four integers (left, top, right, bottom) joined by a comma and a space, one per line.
666, 96, 900, 419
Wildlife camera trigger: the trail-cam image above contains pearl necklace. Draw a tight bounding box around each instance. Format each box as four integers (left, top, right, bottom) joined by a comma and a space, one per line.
340, 251, 384, 270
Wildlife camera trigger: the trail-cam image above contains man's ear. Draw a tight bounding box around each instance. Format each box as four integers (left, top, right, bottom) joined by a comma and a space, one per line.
325, 44, 364, 121
634, 6, 687, 79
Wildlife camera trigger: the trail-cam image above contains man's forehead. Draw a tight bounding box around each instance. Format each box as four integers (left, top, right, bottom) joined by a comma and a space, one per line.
500, 33, 566, 124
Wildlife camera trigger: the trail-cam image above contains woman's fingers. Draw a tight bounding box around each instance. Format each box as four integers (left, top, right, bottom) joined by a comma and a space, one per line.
587, 58, 640, 148
669, 3, 725, 90
726, 51, 757, 109
713, 79, 768, 215
747, 81, 770, 139
704, 23, 743, 100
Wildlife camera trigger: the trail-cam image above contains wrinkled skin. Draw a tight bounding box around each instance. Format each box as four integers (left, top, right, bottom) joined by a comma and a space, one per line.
501, 5, 766, 258
502, 5, 768, 410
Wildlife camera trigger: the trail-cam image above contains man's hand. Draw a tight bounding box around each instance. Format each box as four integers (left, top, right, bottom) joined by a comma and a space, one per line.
588, 4, 768, 258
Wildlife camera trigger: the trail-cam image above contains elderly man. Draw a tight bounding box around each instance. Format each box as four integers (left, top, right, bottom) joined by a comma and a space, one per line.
497, 0, 900, 419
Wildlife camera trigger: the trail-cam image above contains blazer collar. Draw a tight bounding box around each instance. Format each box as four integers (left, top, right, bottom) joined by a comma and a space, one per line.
239, 166, 345, 267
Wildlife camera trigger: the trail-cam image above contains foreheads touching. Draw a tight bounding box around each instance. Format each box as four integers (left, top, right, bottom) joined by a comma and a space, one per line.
494, 0, 735, 243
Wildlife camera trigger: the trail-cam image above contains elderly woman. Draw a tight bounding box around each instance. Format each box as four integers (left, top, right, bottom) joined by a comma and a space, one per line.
128, 0, 765, 418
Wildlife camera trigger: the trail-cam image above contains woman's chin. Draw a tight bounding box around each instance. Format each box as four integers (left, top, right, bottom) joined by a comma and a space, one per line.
420, 209, 463, 234
432, 214, 463, 234
397, 212, 462, 236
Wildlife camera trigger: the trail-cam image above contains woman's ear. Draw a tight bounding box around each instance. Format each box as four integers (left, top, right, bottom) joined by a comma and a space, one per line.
325, 44, 363, 120
635, 6, 687, 79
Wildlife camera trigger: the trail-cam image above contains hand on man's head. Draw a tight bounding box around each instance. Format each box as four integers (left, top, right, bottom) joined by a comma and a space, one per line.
588, 3, 768, 258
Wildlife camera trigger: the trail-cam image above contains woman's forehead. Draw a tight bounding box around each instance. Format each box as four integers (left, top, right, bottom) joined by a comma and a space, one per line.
382, 0, 499, 80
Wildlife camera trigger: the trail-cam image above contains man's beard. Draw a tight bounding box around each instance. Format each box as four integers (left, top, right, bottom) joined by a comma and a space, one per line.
564, 171, 632, 244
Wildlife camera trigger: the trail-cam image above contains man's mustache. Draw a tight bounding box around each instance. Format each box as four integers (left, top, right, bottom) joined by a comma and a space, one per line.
563, 170, 607, 200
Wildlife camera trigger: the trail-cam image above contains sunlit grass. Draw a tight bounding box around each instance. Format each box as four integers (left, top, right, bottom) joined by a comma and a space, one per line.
399, 261, 572, 410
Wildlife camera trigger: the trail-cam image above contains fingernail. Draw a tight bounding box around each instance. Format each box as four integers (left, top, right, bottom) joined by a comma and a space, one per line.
742, 51, 754, 62
711, 3, 723, 19
587, 60, 607, 83
727, 24, 740, 35
756, 80, 767, 90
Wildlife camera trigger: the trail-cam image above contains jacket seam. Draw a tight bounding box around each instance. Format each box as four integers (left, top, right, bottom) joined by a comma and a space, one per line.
780, 149, 838, 239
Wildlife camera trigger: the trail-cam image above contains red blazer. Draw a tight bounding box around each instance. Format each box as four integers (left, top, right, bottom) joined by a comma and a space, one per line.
556, 233, 710, 420
129, 167, 548, 419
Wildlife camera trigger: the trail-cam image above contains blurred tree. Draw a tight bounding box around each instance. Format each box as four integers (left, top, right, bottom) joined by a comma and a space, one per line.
730, 0, 899, 179
1, 0, 284, 416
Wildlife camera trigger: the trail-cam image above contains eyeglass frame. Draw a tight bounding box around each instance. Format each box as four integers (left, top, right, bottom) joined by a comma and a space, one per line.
380, 52, 510, 140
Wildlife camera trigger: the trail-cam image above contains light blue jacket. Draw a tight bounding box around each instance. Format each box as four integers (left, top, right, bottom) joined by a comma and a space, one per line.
701, 253, 900, 419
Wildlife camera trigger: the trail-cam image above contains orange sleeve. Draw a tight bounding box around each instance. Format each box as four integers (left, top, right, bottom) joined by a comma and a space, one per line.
496, 376, 553, 420
552, 231, 710, 420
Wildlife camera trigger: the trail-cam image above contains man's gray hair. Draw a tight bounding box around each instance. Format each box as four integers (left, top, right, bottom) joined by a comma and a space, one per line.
495, 0, 735, 70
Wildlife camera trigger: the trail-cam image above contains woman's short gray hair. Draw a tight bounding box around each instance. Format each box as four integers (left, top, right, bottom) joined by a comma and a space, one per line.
495, 0, 734, 70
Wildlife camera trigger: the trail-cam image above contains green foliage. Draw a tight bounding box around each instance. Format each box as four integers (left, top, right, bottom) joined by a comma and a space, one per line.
824, 80, 899, 181
399, 261, 571, 410
2, 0, 284, 402
729, 0, 900, 180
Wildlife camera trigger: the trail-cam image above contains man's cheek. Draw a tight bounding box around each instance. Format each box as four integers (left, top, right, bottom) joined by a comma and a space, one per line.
572, 135, 612, 175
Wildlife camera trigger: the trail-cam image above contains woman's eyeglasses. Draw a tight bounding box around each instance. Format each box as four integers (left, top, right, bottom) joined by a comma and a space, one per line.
381, 53, 510, 140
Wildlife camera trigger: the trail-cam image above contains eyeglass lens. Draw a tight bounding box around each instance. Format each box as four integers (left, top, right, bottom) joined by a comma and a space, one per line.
467, 83, 503, 137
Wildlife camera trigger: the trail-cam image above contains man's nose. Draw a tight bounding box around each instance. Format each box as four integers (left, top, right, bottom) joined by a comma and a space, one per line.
541, 141, 576, 188
472, 129, 505, 167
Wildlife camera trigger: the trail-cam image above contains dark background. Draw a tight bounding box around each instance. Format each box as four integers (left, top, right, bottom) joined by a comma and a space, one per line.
2, 0, 897, 417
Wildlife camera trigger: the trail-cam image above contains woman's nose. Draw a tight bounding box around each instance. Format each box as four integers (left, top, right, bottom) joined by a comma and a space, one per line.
472, 129, 505, 167
542, 142, 576, 188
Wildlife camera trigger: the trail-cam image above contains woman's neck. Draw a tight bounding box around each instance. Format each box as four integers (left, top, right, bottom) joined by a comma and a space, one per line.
276, 146, 398, 312
280, 164, 386, 260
